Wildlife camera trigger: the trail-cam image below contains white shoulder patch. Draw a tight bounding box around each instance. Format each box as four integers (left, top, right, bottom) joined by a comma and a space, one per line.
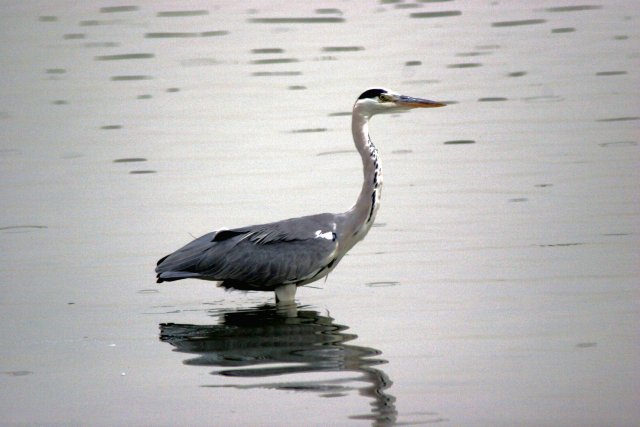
314, 230, 334, 240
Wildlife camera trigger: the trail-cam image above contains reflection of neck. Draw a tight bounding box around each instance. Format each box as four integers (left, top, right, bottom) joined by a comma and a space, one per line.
343, 109, 383, 250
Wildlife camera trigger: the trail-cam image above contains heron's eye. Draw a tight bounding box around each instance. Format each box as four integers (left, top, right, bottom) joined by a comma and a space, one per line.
378, 94, 392, 102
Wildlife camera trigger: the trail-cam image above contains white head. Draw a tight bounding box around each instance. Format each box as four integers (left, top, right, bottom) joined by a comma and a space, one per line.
353, 88, 446, 117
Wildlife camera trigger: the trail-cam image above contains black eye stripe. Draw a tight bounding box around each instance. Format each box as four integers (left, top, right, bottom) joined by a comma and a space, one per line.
357, 88, 387, 100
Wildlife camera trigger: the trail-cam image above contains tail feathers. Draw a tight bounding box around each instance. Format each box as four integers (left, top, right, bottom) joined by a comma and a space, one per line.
157, 271, 202, 283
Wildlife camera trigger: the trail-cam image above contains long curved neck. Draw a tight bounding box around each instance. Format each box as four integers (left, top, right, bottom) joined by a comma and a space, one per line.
341, 109, 383, 248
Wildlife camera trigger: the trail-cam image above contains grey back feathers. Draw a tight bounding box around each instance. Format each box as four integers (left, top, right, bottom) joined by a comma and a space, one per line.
156, 214, 339, 291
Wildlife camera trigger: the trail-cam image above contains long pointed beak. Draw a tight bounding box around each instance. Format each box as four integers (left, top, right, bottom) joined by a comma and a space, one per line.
395, 95, 446, 108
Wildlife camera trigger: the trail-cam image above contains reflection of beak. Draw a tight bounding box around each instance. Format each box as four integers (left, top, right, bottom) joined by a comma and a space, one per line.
395, 95, 446, 108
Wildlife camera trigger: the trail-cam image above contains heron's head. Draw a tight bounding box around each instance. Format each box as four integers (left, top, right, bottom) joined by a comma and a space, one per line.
354, 88, 445, 117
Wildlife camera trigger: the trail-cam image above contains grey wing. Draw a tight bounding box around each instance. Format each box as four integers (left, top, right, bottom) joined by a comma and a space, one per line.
156, 213, 339, 290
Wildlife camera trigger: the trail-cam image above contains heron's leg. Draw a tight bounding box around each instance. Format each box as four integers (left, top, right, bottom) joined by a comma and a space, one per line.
274, 284, 296, 304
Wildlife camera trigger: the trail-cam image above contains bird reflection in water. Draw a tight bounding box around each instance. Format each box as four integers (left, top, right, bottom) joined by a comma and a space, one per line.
159, 304, 396, 426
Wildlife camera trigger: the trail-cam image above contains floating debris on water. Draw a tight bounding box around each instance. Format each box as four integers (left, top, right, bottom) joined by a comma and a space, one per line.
595, 71, 627, 76
478, 97, 508, 102
251, 48, 285, 54
100, 6, 138, 13
544, 5, 602, 12
95, 53, 154, 61
321, 46, 364, 52
157, 10, 209, 17
448, 63, 482, 68
113, 158, 147, 163
492, 19, 546, 27
111, 75, 152, 81
411, 11, 462, 19
248, 17, 345, 24
552, 27, 576, 33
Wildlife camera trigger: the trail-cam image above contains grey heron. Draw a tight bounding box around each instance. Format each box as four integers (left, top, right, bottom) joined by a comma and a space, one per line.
156, 88, 446, 303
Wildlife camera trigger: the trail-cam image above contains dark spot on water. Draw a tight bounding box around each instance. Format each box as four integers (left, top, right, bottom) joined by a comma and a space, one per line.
129, 170, 156, 174
534, 183, 553, 188
290, 128, 327, 133
405, 60, 422, 66
576, 342, 597, 348
523, 95, 564, 103
328, 111, 351, 117
67, 302, 75, 305
288, 85, 306, 90
538, 242, 584, 247
63, 33, 85, 40
509, 198, 528, 202
545, 5, 602, 12
597, 117, 639, 122
478, 97, 508, 102
410, 11, 462, 18
52, 100, 68, 105
46, 68, 66, 74
157, 10, 209, 17
447, 63, 482, 68
614, 35, 628, 40
456, 51, 491, 57
200, 31, 229, 37
95, 53, 154, 61
250, 58, 299, 65
598, 141, 637, 147
251, 48, 285, 54
552, 27, 576, 33
316, 8, 343, 15
0, 225, 47, 232
602, 232, 630, 237
251, 71, 302, 77
476, 44, 501, 50
137, 94, 152, 99
113, 158, 147, 163
248, 17, 345, 24
508, 71, 527, 77
100, 6, 138, 13
111, 75, 152, 81
366, 281, 399, 287
38, 16, 57, 22
396, 2, 421, 8
444, 140, 475, 145
595, 71, 627, 76
1, 370, 33, 376
101, 125, 122, 130
492, 19, 546, 27
321, 46, 364, 52
166, 87, 180, 92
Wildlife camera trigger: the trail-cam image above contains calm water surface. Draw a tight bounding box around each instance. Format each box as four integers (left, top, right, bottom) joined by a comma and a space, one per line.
1, 1, 638, 426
